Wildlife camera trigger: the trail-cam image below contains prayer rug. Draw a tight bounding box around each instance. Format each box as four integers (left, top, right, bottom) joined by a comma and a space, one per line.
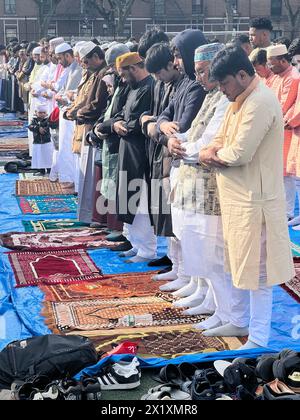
40, 272, 163, 302
0, 229, 120, 251
82, 326, 246, 358
0, 143, 28, 152
8, 248, 101, 288
44, 294, 206, 332
0, 121, 24, 127
16, 180, 75, 196
282, 257, 300, 303
17, 195, 78, 215
22, 219, 91, 232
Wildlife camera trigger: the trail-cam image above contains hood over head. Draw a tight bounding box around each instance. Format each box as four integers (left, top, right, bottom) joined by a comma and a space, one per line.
172, 29, 207, 79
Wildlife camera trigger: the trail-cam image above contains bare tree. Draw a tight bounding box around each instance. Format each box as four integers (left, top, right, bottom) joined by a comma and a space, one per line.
33, 0, 63, 39
224, 0, 236, 40
85, 0, 137, 37
284, 0, 300, 40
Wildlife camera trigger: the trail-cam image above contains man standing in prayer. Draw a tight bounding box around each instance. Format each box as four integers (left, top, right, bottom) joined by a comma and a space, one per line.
249, 17, 273, 49
166, 42, 231, 331
112, 52, 156, 263
156, 29, 207, 292
54, 42, 82, 185
199, 46, 295, 350
267, 44, 300, 220
71, 42, 108, 223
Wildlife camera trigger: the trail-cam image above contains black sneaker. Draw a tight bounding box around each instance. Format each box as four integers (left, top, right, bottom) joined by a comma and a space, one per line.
97, 363, 141, 390
81, 377, 102, 400
56, 378, 82, 400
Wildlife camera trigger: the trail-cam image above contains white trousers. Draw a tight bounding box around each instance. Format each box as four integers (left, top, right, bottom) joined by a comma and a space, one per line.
168, 237, 190, 282
57, 113, 76, 183
125, 179, 157, 259
284, 176, 296, 219
229, 226, 273, 347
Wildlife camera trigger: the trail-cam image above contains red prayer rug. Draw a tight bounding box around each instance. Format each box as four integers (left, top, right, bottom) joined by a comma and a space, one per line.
0, 229, 120, 251
8, 248, 102, 288
40, 272, 163, 302
282, 257, 300, 303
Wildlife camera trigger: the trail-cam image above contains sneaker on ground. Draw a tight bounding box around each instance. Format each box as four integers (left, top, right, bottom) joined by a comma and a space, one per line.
97, 364, 141, 390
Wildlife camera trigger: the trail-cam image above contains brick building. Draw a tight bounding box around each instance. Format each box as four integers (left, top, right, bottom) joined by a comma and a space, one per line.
0, 0, 299, 44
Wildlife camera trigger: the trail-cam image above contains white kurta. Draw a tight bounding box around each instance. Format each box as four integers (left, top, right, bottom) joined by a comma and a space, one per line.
31, 141, 54, 170
57, 111, 76, 183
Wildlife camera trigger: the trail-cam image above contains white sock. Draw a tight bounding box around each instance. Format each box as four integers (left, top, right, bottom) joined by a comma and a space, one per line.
239, 340, 264, 350
119, 249, 137, 258
183, 302, 215, 316
194, 314, 223, 330
159, 278, 190, 292
202, 323, 249, 337
172, 278, 196, 298
126, 255, 155, 264
152, 270, 178, 282
289, 215, 300, 226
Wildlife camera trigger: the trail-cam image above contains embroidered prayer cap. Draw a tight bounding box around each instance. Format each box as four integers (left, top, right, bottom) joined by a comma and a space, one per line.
267, 44, 288, 59
100, 43, 110, 51
32, 47, 42, 55
36, 103, 48, 113
73, 41, 87, 55
249, 47, 262, 63
49, 37, 65, 50
194, 43, 225, 63
116, 52, 143, 70
105, 43, 130, 66
78, 41, 97, 60
55, 42, 72, 55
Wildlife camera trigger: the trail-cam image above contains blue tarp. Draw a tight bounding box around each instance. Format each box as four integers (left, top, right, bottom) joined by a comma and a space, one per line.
0, 172, 299, 369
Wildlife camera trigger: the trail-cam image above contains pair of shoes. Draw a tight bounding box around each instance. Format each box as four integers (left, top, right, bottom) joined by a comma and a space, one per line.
148, 256, 172, 267
11, 376, 59, 401
263, 379, 300, 400
141, 384, 191, 400
191, 368, 228, 400
153, 363, 198, 387
96, 357, 141, 390
256, 349, 300, 392
110, 240, 133, 252
56, 377, 101, 400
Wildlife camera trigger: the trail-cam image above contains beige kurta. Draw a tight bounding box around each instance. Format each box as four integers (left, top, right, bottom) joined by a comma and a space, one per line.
209, 77, 294, 290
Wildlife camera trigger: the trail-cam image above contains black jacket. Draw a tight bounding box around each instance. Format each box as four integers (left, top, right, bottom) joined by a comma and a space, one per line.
28, 117, 51, 145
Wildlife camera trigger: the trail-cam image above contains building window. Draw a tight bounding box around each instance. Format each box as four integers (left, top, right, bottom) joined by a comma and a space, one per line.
192, 0, 203, 15
4, 0, 16, 15
271, 0, 282, 16
154, 0, 165, 16
5, 27, 18, 43
48, 26, 57, 37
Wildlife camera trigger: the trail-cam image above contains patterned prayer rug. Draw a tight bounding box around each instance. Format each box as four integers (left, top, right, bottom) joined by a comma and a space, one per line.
83, 326, 246, 358
17, 195, 78, 215
44, 294, 206, 332
22, 219, 91, 232
40, 272, 163, 302
8, 248, 101, 287
0, 121, 24, 127
282, 257, 300, 303
16, 180, 75, 196
0, 229, 118, 251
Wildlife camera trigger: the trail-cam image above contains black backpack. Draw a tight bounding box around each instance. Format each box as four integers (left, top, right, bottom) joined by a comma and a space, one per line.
0, 335, 99, 389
